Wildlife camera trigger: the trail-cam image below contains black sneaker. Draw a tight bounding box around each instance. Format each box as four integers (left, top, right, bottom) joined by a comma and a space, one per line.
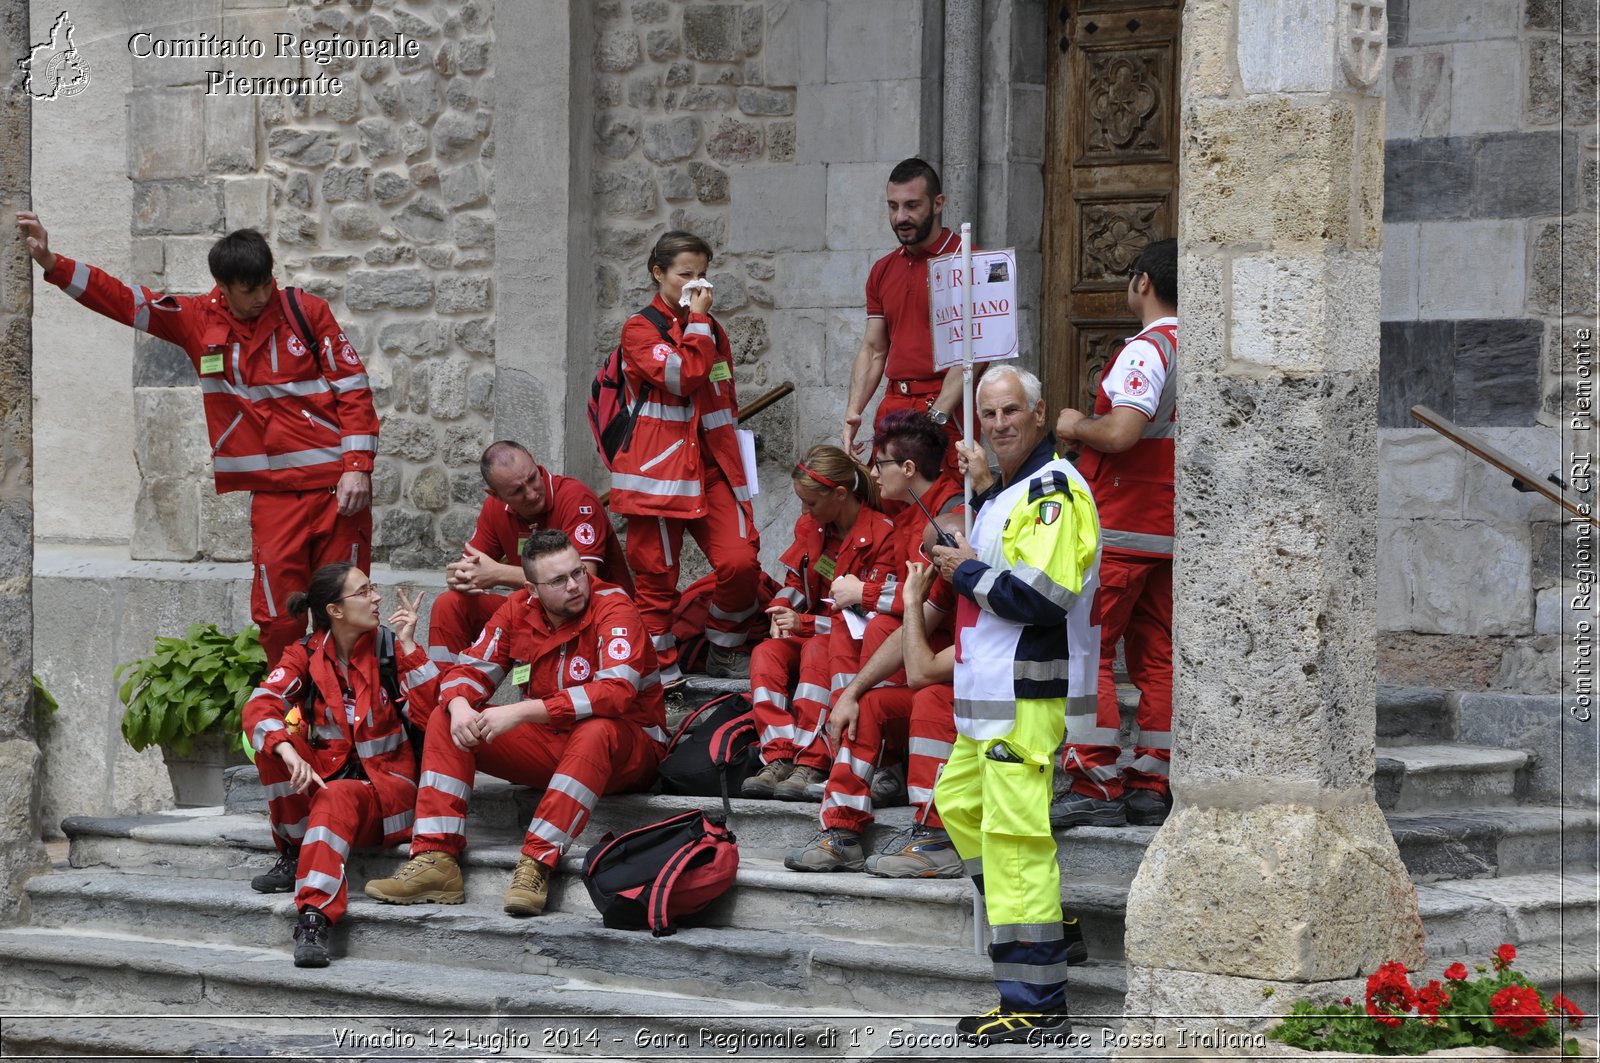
1062, 910, 1090, 965
292, 908, 331, 968
251, 847, 299, 894
1125, 788, 1172, 826
1048, 793, 1126, 828
956, 1006, 1072, 1044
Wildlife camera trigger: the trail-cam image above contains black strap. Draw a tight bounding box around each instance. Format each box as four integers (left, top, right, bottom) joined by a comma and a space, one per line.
617, 305, 675, 455
283, 286, 321, 361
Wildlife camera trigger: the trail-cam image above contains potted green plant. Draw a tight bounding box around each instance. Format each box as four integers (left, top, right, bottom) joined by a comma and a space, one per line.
116, 623, 267, 807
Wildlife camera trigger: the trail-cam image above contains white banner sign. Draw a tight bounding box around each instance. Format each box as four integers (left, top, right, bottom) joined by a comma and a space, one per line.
927, 247, 1020, 370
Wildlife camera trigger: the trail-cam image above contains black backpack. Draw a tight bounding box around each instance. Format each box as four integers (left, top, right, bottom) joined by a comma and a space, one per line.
589, 305, 672, 469
580, 809, 739, 936
656, 693, 758, 800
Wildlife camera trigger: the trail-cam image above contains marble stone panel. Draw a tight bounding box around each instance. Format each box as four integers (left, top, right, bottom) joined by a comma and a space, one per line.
1452, 318, 1544, 427
1383, 137, 1475, 222
1379, 319, 1455, 427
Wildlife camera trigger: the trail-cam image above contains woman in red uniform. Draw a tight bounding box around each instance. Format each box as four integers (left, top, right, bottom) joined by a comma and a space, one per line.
242, 563, 433, 967
607, 231, 762, 685
742, 444, 897, 800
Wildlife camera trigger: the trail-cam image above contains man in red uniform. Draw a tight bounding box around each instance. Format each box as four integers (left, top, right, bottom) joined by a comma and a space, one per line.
17, 213, 376, 666
1051, 238, 1178, 828
363, 530, 666, 916
840, 158, 966, 476
428, 440, 630, 660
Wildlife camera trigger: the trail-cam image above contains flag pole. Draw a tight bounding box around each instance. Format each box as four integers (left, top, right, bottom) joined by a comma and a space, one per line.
960, 222, 974, 540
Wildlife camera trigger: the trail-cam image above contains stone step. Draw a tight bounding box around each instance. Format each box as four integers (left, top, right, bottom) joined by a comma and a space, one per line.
11, 874, 1131, 1017
1374, 743, 1528, 812
1388, 804, 1600, 881
1376, 685, 1453, 744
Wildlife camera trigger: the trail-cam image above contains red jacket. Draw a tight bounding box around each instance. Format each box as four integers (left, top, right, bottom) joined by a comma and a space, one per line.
770, 505, 898, 639
44, 256, 378, 494
607, 295, 753, 524
861, 473, 964, 616
467, 469, 634, 593
243, 630, 427, 846
430, 580, 668, 745
1076, 321, 1177, 558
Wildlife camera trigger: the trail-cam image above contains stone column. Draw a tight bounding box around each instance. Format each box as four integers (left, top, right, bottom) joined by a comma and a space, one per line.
1120, 0, 1424, 1034
0, 0, 51, 922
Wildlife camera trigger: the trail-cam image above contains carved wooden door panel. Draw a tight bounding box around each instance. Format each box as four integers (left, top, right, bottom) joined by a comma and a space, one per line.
1041, 1, 1182, 416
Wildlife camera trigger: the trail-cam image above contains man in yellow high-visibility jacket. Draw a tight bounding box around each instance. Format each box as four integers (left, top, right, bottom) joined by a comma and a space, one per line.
930, 365, 1102, 1045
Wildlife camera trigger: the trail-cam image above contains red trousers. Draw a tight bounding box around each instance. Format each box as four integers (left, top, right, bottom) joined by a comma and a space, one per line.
426, 589, 507, 659
827, 612, 907, 691
252, 490, 372, 666
255, 752, 387, 923
748, 634, 833, 770
410, 708, 662, 868
820, 683, 956, 832
1063, 550, 1173, 800
624, 477, 761, 682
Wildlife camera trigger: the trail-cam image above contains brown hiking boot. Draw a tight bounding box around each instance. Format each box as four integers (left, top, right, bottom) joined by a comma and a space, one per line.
363, 852, 465, 905
504, 856, 552, 916
741, 758, 794, 799
774, 764, 828, 801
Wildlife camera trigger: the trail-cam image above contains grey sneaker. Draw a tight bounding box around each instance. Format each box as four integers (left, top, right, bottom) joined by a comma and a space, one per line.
251, 846, 299, 894
1048, 793, 1127, 828
705, 646, 751, 680
870, 762, 908, 808
865, 824, 963, 878
773, 764, 828, 801
783, 828, 865, 872
1124, 788, 1171, 826
741, 759, 794, 798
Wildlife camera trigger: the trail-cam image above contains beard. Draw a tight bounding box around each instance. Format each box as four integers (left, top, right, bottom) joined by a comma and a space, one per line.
895, 212, 935, 247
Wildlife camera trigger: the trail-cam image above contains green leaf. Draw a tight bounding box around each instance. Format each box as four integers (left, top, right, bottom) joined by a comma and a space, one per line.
32, 675, 59, 715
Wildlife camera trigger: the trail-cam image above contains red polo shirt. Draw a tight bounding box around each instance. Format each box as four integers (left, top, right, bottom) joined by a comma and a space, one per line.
865, 227, 963, 383
467, 469, 619, 574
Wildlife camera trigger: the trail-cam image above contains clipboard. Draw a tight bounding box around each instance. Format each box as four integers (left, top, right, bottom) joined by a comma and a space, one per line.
1409, 404, 1598, 528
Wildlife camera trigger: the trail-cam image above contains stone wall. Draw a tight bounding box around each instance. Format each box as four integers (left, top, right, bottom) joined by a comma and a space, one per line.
1376, 0, 1597, 690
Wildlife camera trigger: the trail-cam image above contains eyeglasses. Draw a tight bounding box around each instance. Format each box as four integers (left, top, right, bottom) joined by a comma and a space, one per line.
872, 457, 907, 469
533, 567, 589, 590
338, 583, 380, 601
1127, 266, 1144, 280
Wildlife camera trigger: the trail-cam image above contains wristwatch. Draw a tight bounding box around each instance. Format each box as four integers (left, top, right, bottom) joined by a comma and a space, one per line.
924, 402, 949, 426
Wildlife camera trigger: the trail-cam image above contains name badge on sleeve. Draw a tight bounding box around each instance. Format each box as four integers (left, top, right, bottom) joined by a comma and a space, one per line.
709, 361, 732, 383
510, 663, 531, 686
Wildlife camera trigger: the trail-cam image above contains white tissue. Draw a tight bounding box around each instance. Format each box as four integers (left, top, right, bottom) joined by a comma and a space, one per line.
678, 278, 713, 307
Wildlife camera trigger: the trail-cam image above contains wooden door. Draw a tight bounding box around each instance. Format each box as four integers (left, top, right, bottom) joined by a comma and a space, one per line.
1041, 0, 1182, 416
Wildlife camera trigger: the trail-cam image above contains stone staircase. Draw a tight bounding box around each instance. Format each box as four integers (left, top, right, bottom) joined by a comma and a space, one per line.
2, 682, 1596, 1058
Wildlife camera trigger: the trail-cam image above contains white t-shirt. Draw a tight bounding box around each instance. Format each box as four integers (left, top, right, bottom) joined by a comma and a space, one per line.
1100, 317, 1178, 419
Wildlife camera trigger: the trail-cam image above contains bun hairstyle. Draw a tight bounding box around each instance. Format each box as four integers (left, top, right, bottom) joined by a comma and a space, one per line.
286, 561, 357, 633
872, 410, 948, 482
792, 443, 880, 510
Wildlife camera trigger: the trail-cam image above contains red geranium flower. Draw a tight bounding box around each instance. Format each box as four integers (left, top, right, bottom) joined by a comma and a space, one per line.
1552, 993, 1587, 1030
1490, 985, 1548, 1038
1443, 962, 1470, 981
1416, 979, 1451, 1022
1493, 943, 1518, 970
1365, 960, 1416, 1028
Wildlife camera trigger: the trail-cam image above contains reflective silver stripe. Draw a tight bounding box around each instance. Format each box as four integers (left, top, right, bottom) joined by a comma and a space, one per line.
526, 816, 570, 846
297, 869, 343, 897
1142, 331, 1178, 435
957, 697, 1017, 722
263, 781, 297, 800
731, 484, 752, 503
664, 352, 684, 395
775, 586, 804, 607
304, 826, 351, 860
704, 627, 747, 647
813, 615, 833, 636
760, 723, 795, 746
1101, 529, 1174, 554
216, 447, 343, 473
383, 810, 414, 835
874, 579, 898, 611
414, 815, 466, 836
1014, 658, 1072, 684
419, 770, 472, 802
639, 438, 686, 472
794, 682, 830, 706
258, 564, 278, 618
707, 600, 759, 623
991, 922, 1065, 945
657, 518, 674, 566
330, 373, 370, 393
549, 773, 600, 808
642, 725, 668, 744
213, 413, 244, 454
403, 661, 440, 691
596, 664, 642, 688
971, 567, 1000, 612
132, 288, 150, 332
253, 718, 285, 751
829, 671, 855, 693
457, 654, 506, 687
736, 504, 747, 539
755, 686, 790, 711
1065, 693, 1100, 719
595, 587, 627, 598
342, 434, 377, 452
314, 724, 344, 742
908, 785, 935, 806
274, 817, 308, 841
840, 748, 874, 780
641, 669, 663, 690
1130, 755, 1171, 776
700, 409, 735, 431
909, 738, 954, 760
426, 645, 459, 664
199, 376, 333, 402
640, 400, 694, 423
568, 686, 593, 719
1012, 562, 1078, 612
441, 675, 488, 698
1135, 729, 1172, 751
684, 322, 713, 338
65, 261, 90, 298
823, 790, 872, 813
994, 959, 1075, 985
611, 472, 702, 497
651, 631, 677, 651
356, 730, 406, 758
249, 685, 288, 706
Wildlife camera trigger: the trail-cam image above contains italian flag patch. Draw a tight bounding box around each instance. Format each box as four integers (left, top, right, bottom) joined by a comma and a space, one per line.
1037, 501, 1061, 526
